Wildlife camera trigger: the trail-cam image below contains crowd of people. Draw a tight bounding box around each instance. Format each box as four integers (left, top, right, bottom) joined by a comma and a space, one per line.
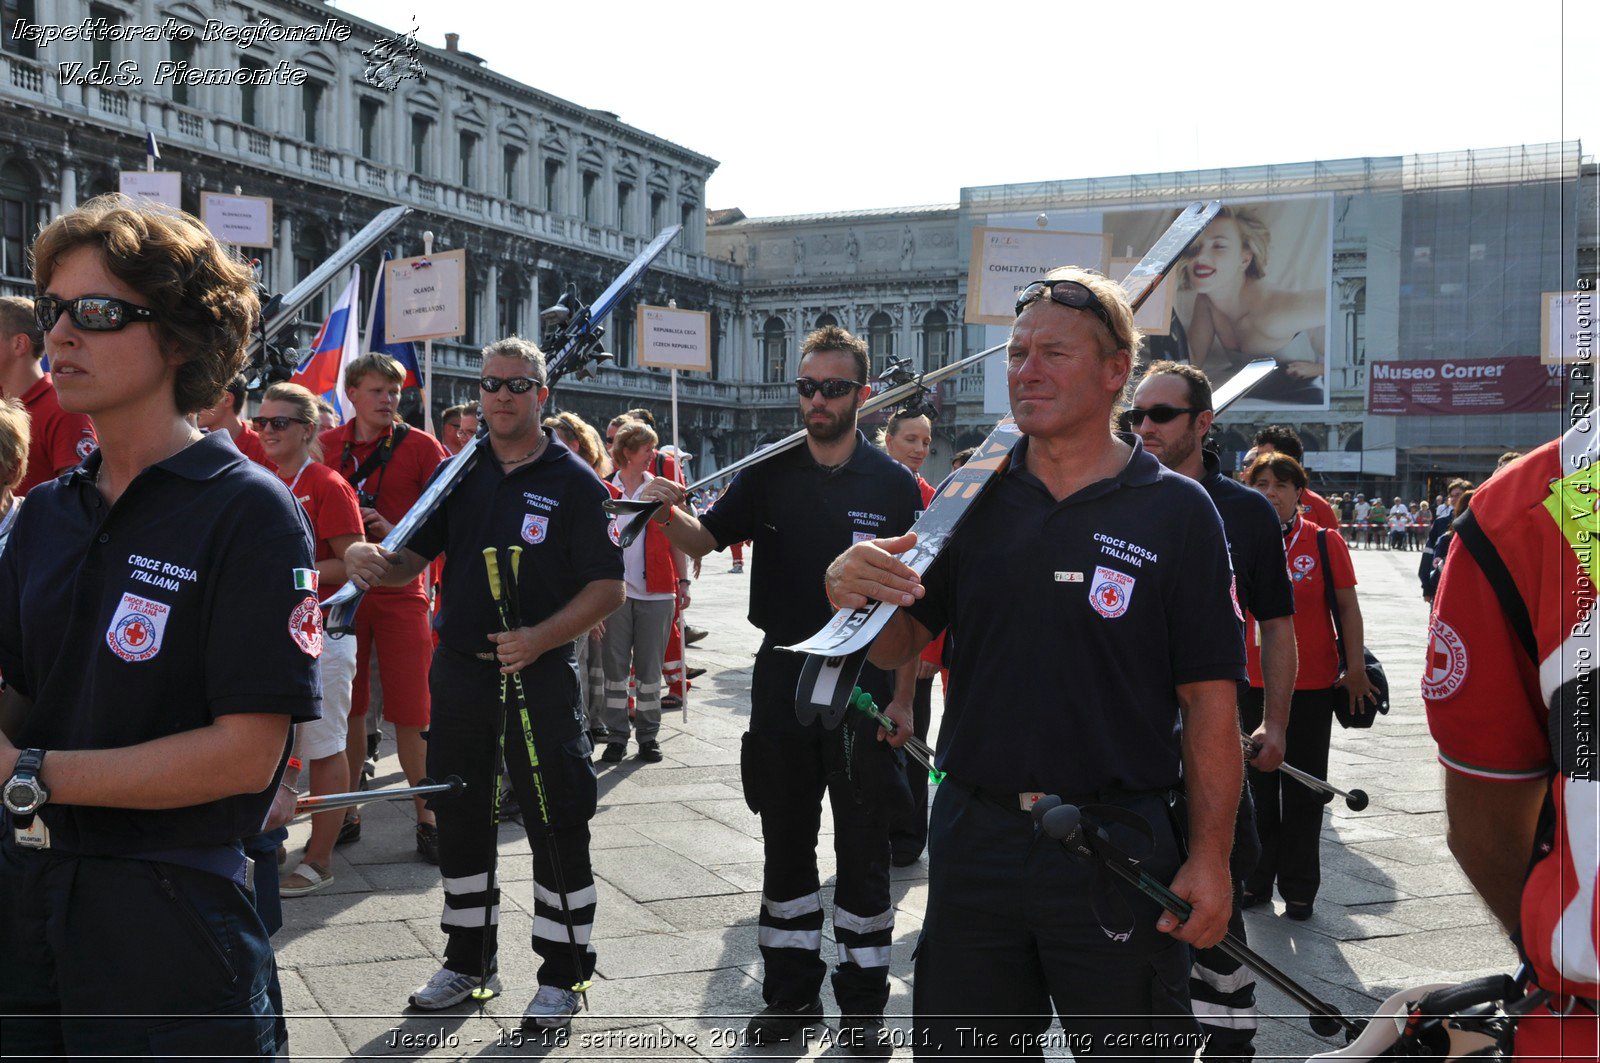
0, 194, 1591, 1061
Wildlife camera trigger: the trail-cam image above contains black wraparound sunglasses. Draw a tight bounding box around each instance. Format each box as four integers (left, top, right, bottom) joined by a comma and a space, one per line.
250, 415, 312, 431
1119, 404, 1204, 429
795, 377, 860, 400
34, 295, 158, 333
480, 376, 542, 394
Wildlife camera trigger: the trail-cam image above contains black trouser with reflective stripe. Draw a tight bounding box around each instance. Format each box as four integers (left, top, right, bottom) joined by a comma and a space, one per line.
744, 644, 898, 1017
1189, 770, 1263, 1061
428, 647, 598, 988
1240, 686, 1335, 905
888, 674, 935, 863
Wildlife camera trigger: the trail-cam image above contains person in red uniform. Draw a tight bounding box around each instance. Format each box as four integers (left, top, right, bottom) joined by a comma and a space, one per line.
877, 408, 944, 866
257, 382, 365, 896
198, 372, 269, 466
0, 296, 97, 495
319, 353, 451, 860
1252, 425, 1340, 531
1423, 427, 1599, 1060
1240, 451, 1374, 919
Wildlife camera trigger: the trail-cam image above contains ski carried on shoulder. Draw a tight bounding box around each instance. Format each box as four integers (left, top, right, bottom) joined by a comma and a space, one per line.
603, 336, 1015, 548
785, 201, 1245, 727
321, 227, 682, 634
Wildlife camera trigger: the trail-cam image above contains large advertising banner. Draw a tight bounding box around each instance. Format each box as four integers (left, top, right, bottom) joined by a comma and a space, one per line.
1106, 197, 1333, 410
964, 227, 1111, 326
1367, 357, 1564, 415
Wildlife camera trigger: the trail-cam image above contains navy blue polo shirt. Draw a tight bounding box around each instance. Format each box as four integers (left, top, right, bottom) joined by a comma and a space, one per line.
1200, 449, 1294, 623
906, 434, 1245, 796
0, 433, 320, 868
409, 431, 623, 669
700, 430, 922, 646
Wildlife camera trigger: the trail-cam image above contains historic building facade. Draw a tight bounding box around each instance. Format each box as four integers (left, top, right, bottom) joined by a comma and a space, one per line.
1, 0, 1592, 492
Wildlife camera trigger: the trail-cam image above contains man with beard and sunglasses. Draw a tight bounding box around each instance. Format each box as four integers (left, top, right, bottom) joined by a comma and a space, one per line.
344, 337, 623, 1031
637, 326, 921, 1057
823, 270, 1244, 1060
1129, 361, 1296, 1062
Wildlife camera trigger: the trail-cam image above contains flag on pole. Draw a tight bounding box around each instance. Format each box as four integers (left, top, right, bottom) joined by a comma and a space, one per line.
290, 266, 361, 422
145, 130, 160, 159
364, 251, 421, 387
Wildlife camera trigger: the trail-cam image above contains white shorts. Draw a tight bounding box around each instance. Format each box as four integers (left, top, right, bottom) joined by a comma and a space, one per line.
296, 631, 359, 761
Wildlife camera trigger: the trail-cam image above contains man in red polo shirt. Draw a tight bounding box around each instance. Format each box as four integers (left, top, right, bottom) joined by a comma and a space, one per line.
0, 296, 96, 494
320, 353, 451, 861
198, 373, 269, 466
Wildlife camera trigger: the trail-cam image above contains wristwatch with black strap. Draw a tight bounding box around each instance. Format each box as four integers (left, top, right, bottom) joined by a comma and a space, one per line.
3, 748, 49, 826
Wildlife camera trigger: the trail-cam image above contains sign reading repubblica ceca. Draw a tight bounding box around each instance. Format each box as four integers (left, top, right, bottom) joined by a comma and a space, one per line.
1367, 357, 1564, 415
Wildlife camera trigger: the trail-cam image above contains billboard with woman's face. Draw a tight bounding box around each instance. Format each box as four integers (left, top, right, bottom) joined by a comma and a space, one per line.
1107, 197, 1333, 410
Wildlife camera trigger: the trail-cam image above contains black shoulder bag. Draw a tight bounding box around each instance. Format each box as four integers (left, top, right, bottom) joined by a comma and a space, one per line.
1318, 528, 1389, 728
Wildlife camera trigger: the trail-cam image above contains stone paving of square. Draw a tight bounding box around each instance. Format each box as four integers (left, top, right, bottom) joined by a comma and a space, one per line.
275, 544, 1511, 1060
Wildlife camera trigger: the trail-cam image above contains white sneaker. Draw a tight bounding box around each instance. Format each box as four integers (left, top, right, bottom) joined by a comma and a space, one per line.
408, 967, 497, 1010
522, 984, 582, 1029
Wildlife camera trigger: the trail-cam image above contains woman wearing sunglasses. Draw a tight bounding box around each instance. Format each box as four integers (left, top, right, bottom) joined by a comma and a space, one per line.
255, 383, 365, 897
0, 194, 320, 1056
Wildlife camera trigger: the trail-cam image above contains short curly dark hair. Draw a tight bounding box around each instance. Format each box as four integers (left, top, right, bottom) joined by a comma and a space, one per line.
801, 325, 870, 383
31, 194, 259, 415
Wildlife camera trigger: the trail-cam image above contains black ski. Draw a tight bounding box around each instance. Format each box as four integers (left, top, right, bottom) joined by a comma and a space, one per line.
787, 201, 1233, 728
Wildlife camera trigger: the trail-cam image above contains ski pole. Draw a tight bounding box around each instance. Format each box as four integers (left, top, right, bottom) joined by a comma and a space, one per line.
491, 546, 593, 1006
471, 548, 516, 1002
847, 687, 943, 782
293, 776, 463, 819
1037, 799, 1361, 1042
1242, 735, 1369, 811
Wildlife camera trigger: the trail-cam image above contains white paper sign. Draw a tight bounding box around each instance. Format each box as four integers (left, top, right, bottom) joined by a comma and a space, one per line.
964, 227, 1111, 326
637, 305, 711, 372
119, 171, 182, 209
200, 192, 274, 248
1109, 256, 1173, 336
1542, 290, 1592, 365
385, 249, 466, 343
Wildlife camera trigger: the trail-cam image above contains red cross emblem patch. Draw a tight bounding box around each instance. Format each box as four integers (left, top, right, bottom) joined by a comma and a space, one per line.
106, 592, 171, 663
1089, 566, 1135, 619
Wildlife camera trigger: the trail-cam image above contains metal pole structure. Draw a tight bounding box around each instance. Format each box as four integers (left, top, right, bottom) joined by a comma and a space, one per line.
422, 230, 435, 435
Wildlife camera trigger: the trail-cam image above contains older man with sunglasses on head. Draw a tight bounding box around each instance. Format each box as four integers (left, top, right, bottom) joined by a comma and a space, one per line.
637, 326, 922, 1058
824, 268, 1246, 1060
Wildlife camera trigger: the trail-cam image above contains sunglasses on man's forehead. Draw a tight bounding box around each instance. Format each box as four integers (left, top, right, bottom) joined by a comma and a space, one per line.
1014, 279, 1119, 340
34, 295, 158, 333
794, 377, 860, 400
479, 376, 542, 394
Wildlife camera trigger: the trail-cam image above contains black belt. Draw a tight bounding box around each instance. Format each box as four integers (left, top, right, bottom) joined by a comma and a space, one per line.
439, 644, 499, 664
946, 776, 1175, 814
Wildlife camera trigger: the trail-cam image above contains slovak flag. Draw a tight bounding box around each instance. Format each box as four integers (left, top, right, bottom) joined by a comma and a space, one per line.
290, 266, 361, 421
365, 251, 421, 387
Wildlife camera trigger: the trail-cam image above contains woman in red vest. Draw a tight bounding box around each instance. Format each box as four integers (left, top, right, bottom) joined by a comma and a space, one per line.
1240, 452, 1376, 919
598, 421, 688, 764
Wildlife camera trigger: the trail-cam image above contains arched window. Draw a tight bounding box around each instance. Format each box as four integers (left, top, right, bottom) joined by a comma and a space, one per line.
1344, 428, 1365, 452
867, 311, 894, 372
763, 316, 788, 383
0, 160, 41, 283
814, 312, 837, 330
920, 308, 949, 369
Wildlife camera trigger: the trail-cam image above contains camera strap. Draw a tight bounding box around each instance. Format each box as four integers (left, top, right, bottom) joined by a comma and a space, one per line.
340, 421, 410, 501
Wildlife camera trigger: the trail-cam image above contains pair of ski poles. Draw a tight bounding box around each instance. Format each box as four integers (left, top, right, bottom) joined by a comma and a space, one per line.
847, 687, 944, 783
1035, 797, 1363, 1042
1241, 734, 1370, 811
474, 546, 592, 1007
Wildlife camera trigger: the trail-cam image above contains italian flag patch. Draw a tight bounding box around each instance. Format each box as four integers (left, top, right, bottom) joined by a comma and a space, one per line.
294, 568, 319, 593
